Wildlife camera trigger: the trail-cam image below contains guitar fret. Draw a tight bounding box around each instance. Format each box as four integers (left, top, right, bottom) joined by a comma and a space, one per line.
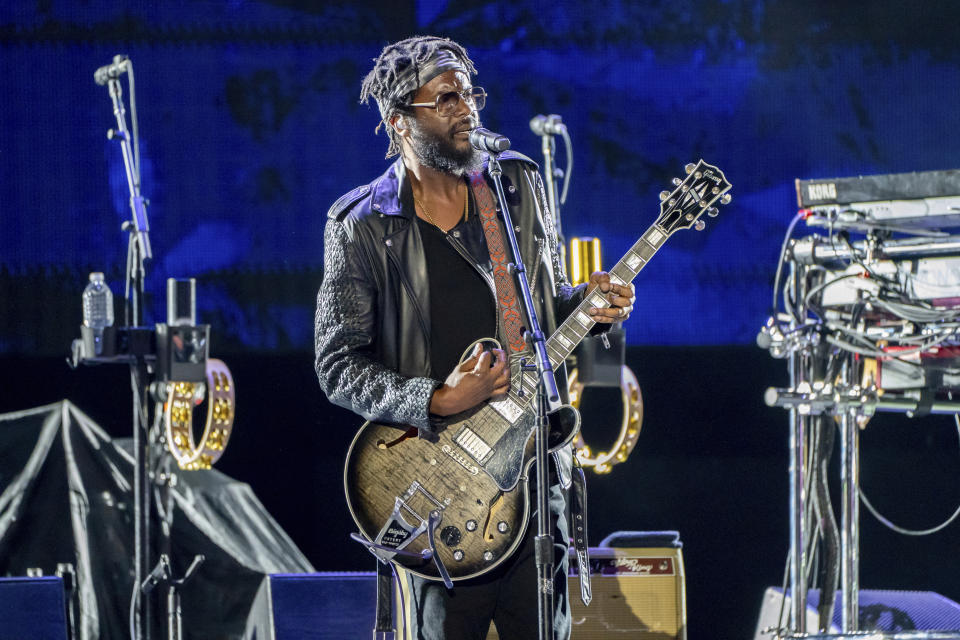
586, 291, 607, 308
568, 322, 588, 341
574, 310, 593, 328
547, 343, 564, 365
645, 227, 666, 247
610, 263, 634, 284
624, 250, 645, 271
636, 239, 657, 260
553, 331, 573, 350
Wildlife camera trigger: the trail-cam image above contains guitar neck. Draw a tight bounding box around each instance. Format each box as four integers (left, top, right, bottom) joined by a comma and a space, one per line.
492, 159, 729, 417
544, 223, 669, 368
502, 223, 669, 407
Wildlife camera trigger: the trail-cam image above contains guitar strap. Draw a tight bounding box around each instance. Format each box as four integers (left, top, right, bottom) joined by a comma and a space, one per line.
468, 171, 527, 353
374, 559, 395, 638
571, 456, 592, 606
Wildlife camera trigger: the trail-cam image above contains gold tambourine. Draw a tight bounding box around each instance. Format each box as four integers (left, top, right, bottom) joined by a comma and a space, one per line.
568, 365, 643, 474
163, 358, 235, 470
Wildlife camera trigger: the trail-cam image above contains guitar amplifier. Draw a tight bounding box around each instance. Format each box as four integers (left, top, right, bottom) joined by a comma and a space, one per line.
487, 542, 687, 640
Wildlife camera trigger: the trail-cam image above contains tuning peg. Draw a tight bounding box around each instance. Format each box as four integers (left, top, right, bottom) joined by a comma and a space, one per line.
659, 190, 671, 201
684, 163, 696, 174
694, 219, 706, 231
671, 177, 682, 186
707, 207, 719, 217
720, 193, 732, 205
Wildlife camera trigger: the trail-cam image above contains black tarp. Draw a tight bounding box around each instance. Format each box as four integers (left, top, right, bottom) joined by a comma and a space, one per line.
0, 401, 313, 639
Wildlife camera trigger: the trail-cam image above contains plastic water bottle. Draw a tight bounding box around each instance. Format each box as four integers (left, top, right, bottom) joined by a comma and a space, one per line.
82, 272, 114, 356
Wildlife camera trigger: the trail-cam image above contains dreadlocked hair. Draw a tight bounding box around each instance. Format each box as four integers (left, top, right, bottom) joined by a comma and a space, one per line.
360, 35, 477, 158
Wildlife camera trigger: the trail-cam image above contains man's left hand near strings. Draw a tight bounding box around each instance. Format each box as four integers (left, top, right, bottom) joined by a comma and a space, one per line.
585, 271, 636, 323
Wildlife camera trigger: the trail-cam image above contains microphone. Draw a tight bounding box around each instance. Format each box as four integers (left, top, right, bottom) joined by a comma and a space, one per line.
469, 128, 511, 153
94, 55, 130, 86
529, 114, 566, 136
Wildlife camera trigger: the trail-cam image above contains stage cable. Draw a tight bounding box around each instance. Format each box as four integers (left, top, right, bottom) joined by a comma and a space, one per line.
859, 408, 960, 536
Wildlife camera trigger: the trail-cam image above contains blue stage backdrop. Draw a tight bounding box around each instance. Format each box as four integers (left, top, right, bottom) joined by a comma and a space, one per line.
2, 1, 960, 354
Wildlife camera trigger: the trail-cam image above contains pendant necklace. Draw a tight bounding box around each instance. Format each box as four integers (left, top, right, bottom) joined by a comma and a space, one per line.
413, 181, 468, 233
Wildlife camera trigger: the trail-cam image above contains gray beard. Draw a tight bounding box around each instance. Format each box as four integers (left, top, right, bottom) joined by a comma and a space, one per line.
407, 120, 483, 176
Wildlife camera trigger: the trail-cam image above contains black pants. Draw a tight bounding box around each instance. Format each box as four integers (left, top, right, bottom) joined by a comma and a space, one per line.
396, 483, 570, 640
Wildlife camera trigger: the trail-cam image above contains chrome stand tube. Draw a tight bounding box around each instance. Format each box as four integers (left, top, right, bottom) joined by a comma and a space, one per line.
840, 406, 860, 632
788, 261, 808, 632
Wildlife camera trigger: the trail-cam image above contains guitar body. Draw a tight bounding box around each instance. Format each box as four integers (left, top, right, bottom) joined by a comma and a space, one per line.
344, 401, 580, 581
342, 160, 732, 583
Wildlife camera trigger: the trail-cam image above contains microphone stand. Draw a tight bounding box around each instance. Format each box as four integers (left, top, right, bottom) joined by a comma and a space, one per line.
141, 554, 205, 640
485, 151, 561, 640
532, 115, 568, 271
540, 132, 564, 240
83, 57, 208, 640
105, 65, 155, 640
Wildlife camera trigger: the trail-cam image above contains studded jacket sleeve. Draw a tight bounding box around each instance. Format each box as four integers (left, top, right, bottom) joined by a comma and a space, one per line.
314, 218, 438, 429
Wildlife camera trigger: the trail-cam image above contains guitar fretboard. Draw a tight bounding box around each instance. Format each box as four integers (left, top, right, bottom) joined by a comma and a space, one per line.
502, 223, 669, 407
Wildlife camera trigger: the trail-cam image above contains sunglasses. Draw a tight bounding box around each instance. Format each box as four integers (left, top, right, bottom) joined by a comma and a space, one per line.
409, 87, 487, 117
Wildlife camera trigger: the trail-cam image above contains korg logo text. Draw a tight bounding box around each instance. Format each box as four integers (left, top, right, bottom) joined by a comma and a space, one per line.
807, 183, 837, 201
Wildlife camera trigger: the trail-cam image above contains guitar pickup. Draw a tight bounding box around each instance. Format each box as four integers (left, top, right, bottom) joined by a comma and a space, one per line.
454, 427, 493, 464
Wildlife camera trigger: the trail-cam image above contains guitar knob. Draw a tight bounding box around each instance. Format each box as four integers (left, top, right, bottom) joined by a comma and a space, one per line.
483, 550, 495, 562
684, 163, 696, 174
708, 207, 719, 217
671, 177, 682, 186
453, 549, 465, 561
465, 520, 478, 532
440, 526, 462, 547
694, 220, 706, 231
659, 190, 671, 201
720, 193, 732, 204
497, 521, 509, 533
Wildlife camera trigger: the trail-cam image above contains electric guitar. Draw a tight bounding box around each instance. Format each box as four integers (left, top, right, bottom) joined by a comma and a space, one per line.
343, 160, 732, 582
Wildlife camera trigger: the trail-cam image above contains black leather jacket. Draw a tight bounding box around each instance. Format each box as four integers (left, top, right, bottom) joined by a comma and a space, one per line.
314, 152, 584, 435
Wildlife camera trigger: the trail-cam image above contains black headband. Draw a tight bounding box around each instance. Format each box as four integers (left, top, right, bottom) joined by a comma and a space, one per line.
380, 48, 468, 118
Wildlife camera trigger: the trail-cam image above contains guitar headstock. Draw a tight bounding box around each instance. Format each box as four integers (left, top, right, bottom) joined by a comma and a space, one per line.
656, 160, 732, 235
